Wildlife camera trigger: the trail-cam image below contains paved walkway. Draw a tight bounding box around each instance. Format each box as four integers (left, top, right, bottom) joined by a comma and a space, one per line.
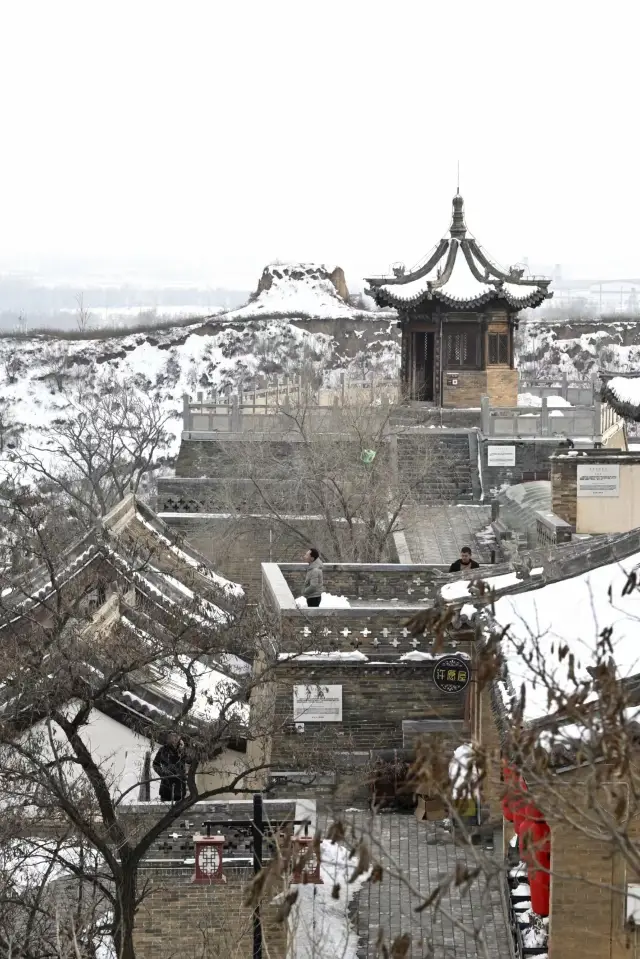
400, 505, 494, 566
322, 810, 513, 959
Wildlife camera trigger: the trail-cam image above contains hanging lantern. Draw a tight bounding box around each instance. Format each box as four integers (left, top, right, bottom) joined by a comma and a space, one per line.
519, 804, 551, 917
501, 761, 520, 822
291, 836, 323, 884
193, 834, 226, 884
529, 866, 550, 917
512, 779, 529, 836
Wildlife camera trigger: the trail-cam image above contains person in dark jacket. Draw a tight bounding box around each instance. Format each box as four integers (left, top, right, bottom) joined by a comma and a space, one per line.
449, 547, 480, 573
302, 548, 323, 607
153, 733, 187, 803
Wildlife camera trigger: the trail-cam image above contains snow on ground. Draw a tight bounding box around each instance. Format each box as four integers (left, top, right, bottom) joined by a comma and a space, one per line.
287, 840, 369, 959
0, 315, 399, 476
517, 393, 572, 408
492, 549, 640, 721
295, 593, 351, 609
441, 570, 540, 602
518, 318, 640, 383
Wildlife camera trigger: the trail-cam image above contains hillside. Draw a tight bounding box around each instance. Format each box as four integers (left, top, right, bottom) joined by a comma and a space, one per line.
0, 313, 400, 470
223, 263, 385, 321
518, 315, 640, 381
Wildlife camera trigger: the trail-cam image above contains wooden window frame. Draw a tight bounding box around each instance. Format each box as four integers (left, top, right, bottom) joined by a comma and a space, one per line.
488, 332, 509, 365
444, 326, 482, 370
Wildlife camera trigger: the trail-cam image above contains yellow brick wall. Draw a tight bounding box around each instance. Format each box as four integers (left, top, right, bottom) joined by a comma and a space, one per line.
486, 367, 518, 406
475, 686, 503, 822
442, 371, 488, 407
441, 368, 517, 408
134, 871, 286, 959
515, 766, 640, 959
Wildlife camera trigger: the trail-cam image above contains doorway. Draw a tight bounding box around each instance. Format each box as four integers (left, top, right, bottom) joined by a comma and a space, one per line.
413, 331, 435, 402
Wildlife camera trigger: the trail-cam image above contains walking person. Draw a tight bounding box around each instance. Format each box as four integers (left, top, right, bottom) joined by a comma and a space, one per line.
153, 733, 187, 804
302, 548, 323, 607
449, 546, 479, 573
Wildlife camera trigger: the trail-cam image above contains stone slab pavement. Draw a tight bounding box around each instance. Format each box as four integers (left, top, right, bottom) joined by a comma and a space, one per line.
400, 505, 494, 567
319, 808, 514, 959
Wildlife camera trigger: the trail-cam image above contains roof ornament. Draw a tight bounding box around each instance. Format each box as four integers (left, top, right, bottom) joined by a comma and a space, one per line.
450, 193, 467, 239
391, 262, 406, 277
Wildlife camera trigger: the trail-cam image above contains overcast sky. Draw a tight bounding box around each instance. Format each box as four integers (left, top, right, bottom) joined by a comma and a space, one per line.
0, 0, 638, 288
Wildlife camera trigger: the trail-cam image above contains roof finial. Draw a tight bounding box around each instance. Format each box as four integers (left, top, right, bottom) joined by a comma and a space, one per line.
450, 188, 466, 239
456, 160, 460, 197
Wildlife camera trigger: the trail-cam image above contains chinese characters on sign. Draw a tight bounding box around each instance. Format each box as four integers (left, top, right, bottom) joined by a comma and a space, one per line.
293, 685, 343, 722
487, 445, 516, 467
576, 463, 620, 498
432, 656, 470, 694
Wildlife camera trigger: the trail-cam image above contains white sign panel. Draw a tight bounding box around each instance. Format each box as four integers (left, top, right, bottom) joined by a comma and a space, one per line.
487, 445, 516, 467
577, 463, 620, 498
293, 685, 343, 722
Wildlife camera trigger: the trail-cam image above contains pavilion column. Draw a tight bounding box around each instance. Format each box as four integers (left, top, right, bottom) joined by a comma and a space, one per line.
401, 323, 411, 399
509, 315, 516, 369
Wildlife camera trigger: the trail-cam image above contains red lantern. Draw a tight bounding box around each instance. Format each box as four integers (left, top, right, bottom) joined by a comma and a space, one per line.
501, 793, 515, 821
501, 759, 517, 783
512, 779, 529, 836
529, 866, 550, 917
519, 805, 551, 917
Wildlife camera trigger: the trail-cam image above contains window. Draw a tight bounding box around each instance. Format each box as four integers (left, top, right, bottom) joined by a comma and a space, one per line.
488, 333, 509, 365
445, 328, 480, 368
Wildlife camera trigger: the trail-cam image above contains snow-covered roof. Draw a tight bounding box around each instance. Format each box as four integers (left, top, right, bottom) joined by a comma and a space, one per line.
492, 548, 640, 722
1, 494, 243, 625
365, 194, 552, 312
601, 372, 640, 421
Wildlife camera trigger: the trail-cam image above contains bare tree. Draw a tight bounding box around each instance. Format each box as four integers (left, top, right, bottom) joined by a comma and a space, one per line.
6, 381, 174, 531
0, 490, 292, 959
76, 294, 92, 334
215, 393, 441, 564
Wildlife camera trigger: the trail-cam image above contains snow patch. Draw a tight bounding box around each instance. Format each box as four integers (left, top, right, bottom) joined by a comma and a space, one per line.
295, 593, 351, 609
287, 840, 369, 959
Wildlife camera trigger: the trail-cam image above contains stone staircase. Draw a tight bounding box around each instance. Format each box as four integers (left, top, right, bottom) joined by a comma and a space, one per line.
397, 431, 478, 504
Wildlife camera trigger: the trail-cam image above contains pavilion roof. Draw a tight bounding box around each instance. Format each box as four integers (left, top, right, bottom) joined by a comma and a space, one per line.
600, 370, 640, 422
365, 194, 552, 312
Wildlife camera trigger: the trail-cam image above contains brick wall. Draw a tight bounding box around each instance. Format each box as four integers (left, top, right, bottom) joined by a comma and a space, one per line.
134, 867, 286, 959
277, 605, 475, 659
175, 434, 390, 481
476, 686, 502, 822
550, 455, 578, 527
486, 367, 518, 406
544, 777, 640, 959
506, 761, 640, 959
270, 662, 469, 767
159, 518, 399, 602
391, 408, 482, 429
278, 564, 449, 602
158, 477, 302, 513
442, 371, 488, 408
481, 437, 566, 492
